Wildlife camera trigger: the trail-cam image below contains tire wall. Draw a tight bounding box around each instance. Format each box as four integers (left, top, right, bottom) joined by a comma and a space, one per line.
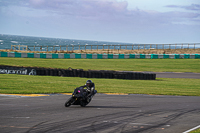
0, 65, 156, 80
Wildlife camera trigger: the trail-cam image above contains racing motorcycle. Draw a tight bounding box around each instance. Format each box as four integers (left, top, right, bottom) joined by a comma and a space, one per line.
65, 86, 96, 107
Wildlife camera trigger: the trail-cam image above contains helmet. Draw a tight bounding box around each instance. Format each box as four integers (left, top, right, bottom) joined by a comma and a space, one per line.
86, 80, 92, 87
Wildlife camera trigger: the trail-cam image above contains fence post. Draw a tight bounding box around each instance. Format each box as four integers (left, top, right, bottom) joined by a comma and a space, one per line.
85, 45, 86, 51
97, 45, 98, 51
47, 46, 48, 52
26, 46, 28, 51
60, 45, 61, 51
79, 45, 80, 50
34, 46, 35, 51
91, 45, 92, 51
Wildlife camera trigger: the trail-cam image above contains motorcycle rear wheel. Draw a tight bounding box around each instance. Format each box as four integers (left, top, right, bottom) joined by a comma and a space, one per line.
80, 100, 87, 107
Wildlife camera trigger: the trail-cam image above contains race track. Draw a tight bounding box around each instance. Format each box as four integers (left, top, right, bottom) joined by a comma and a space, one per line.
0, 94, 200, 133
154, 72, 200, 79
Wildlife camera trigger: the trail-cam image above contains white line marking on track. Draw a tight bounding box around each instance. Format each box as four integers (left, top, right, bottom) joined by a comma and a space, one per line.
183, 125, 200, 133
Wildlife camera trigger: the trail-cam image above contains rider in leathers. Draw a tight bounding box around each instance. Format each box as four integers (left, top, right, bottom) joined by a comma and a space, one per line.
82, 80, 96, 102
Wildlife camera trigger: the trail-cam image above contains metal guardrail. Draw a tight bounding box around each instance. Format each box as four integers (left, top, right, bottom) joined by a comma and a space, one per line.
11, 43, 200, 52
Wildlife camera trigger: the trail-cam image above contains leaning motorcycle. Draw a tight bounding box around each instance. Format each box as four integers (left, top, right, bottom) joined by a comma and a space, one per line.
65, 87, 96, 107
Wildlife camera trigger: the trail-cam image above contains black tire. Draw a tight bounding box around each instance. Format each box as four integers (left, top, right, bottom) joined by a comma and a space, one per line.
65, 97, 73, 107
80, 100, 87, 107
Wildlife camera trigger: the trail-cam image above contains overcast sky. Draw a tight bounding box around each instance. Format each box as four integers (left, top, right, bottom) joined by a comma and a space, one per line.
0, 0, 200, 43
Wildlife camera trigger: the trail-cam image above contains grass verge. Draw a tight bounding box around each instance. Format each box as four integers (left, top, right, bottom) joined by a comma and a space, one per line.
0, 58, 200, 73
190, 128, 200, 133
1, 74, 200, 96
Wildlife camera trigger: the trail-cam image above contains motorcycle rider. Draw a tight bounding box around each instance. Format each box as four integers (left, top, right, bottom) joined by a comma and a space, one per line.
82, 80, 97, 102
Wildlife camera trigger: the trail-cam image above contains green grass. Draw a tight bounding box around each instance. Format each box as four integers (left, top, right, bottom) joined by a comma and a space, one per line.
190, 128, 200, 133
1, 58, 200, 96
0, 58, 200, 73
1, 74, 200, 96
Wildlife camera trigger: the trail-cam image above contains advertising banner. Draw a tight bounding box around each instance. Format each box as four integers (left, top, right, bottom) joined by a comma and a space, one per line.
0, 66, 36, 75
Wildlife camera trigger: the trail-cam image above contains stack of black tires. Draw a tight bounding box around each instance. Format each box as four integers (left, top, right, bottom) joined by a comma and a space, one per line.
35, 67, 156, 80
0, 65, 156, 80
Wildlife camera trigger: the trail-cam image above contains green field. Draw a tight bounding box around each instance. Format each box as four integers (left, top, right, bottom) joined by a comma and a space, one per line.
0, 58, 200, 96
0, 74, 200, 96
190, 128, 200, 133
0, 57, 200, 73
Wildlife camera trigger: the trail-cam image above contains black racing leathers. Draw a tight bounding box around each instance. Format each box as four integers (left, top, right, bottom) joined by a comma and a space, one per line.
81, 83, 95, 98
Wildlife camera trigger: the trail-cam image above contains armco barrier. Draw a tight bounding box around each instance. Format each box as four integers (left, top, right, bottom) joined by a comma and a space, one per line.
0, 65, 156, 80
0, 52, 200, 59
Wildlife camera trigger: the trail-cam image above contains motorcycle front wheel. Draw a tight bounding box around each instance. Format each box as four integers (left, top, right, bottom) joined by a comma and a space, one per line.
65, 97, 73, 107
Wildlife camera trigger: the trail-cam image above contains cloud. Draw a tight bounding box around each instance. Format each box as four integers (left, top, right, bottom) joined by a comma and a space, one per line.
2, 0, 199, 21
1, 0, 199, 43
27, 1, 200, 25
164, 4, 200, 25
1, 0, 200, 31
27, 0, 129, 20
29, 0, 46, 7
165, 4, 200, 11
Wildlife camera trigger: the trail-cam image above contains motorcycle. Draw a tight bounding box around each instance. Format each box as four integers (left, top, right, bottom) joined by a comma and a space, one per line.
65, 86, 96, 107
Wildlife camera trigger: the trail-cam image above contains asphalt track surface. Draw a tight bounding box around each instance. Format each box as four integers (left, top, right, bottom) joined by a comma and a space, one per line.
0, 94, 200, 133
154, 72, 200, 79
0, 72, 200, 133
